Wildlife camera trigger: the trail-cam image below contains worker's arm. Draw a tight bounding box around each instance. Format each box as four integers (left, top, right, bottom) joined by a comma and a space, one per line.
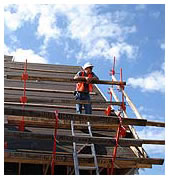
85, 76, 98, 82
85, 73, 99, 84
74, 72, 99, 83
74, 74, 86, 80
74, 75, 92, 84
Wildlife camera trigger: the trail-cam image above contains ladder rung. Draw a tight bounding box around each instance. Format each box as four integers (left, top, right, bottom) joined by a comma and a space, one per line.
79, 166, 97, 170
75, 133, 90, 136
77, 154, 94, 158
73, 124, 89, 127
76, 143, 92, 146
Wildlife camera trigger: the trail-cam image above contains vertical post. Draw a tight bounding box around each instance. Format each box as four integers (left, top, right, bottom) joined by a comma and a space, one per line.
18, 163, 21, 175
19, 59, 28, 131
109, 67, 126, 175
51, 110, 58, 175
120, 68, 126, 113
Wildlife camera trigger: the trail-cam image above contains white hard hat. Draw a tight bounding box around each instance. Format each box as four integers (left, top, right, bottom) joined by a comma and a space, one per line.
83, 62, 94, 69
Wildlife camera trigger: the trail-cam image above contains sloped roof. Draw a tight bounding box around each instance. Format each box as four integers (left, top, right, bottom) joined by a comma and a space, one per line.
4, 55, 164, 175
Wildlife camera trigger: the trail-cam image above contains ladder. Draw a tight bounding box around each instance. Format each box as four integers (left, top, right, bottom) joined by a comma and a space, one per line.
71, 120, 99, 175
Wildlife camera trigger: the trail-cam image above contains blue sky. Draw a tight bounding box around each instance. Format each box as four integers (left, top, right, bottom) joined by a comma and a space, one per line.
4, 4, 165, 175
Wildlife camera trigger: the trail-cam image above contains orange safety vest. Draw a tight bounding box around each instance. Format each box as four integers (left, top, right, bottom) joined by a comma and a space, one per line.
76, 71, 93, 92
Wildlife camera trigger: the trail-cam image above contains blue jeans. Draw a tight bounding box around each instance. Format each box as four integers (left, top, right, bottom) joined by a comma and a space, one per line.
75, 92, 92, 114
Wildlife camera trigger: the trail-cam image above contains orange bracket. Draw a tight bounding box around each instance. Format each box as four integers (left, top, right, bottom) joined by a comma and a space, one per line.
51, 110, 59, 175
19, 59, 28, 131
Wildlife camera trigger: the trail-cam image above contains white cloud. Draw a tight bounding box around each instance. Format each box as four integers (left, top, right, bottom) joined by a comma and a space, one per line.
127, 63, 165, 93
142, 114, 164, 122
109, 42, 138, 59
135, 5, 147, 11
4, 4, 40, 31
150, 11, 160, 19
4, 44, 47, 64
160, 43, 165, 50
64, 42, 75, 59
4, 43, 10, 55
143, 144, 165, 155
64, 5, 138, 61
138, 105, 144, 112
36, 5, 62, 55
4, 4, 138, 61
37, 13, 60, 40
138, 127, 165, 140
138, 105, 165, 122
137, 127, 165, 155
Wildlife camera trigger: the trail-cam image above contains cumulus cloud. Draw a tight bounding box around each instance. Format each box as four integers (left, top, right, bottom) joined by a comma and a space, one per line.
4, 44, 47, 64
150, 11, 160, 19
4, 43, 10, 55
135, 5, 147, 11
76, 41, 138, 61
138, 127, 165, 140
64, 5, 138, 61
4, 4, 61, 56
36, 6, 62, 55
4, 4, 138, 62
138, 105, 165, 122
4, 4, 40, 31
160, 43, 165, 50
127, 63, 165, 93
137, 127, 165, 155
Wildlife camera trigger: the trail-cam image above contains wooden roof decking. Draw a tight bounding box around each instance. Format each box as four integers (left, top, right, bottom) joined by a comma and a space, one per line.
4, 56, 165, 175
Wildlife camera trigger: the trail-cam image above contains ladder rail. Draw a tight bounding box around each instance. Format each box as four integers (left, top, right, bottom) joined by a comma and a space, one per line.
87, 122, 99, 175
71, 120, 99, 175
71, 120, 80, 175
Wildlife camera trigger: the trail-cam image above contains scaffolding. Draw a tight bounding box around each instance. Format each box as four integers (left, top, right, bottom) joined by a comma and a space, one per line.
4, 55, 165, 175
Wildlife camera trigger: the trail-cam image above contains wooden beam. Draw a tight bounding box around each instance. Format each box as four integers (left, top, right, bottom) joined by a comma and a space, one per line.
146, 121, 165, 127
5, 66, 77, 74
6, 74, 126, 86
4, 102, 106, 111
111, 78, 165, 127
110, 88, 128, 118
14, 149, 164, 165
4, 61, 80, 70
5, 107, 165, 128
7, 116, 123, 131
4, 151, 164, 168
4, 97, 123, 106
5, 107, 165, 127
4, 129, 141, 146
111, 75, 143, 118
4, 107, 149, 126
4, 129, 165, 146
111, 87, 149, 158
4, 87, 96, 95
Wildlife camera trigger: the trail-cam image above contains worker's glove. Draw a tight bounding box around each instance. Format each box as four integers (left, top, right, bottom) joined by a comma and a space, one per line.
73, 91, 77, 96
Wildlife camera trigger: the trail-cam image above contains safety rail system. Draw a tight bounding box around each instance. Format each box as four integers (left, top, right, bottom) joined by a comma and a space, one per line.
19, 59, 28, 131
4, 57, 165, 175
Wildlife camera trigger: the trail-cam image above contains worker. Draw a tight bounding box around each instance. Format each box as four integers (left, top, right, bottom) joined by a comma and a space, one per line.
74, 62, 99, 114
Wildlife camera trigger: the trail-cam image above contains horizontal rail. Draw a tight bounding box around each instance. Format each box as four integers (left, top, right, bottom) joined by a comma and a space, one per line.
7, 116, 124, 131
4, 107, 165, 127
5, 87, 96, 95
4, 66, 77, 74
4, 102, 106, 111
146, 121, 165, 127
4, 130, 165, 146
4, 97, 123, 106
5, 74, 126, 85
4, 151, 164, 168
4, 107, 147, 126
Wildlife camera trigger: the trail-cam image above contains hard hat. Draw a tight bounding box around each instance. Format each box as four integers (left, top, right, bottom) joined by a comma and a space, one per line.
83, 62, 94, 69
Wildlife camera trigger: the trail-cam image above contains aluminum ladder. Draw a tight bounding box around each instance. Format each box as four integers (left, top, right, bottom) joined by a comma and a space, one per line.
71, 120, 99, 175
